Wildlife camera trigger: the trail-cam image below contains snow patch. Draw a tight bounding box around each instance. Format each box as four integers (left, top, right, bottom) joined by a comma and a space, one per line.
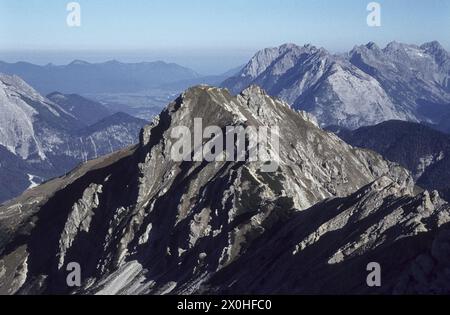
27, 174, 40, 189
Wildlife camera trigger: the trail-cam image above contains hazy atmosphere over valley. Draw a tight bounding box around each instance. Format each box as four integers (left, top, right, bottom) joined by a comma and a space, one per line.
1, 0, 450, 302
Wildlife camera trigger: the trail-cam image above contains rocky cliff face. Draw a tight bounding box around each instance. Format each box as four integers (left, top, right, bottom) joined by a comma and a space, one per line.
1, 85, 448, 295
223, 42, 450, 130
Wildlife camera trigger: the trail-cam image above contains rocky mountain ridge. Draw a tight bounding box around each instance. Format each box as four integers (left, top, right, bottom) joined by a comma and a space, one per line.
1, 86, 448, 294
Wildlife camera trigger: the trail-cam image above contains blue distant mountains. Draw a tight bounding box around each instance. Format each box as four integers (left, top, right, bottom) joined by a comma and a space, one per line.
0, 59, 201, 94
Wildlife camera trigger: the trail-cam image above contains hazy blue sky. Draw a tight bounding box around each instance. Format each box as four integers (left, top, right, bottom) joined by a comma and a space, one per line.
1, 0, 449, 74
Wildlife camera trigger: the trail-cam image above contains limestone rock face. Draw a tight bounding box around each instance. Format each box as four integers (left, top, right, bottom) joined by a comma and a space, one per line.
0, 85, 449, 295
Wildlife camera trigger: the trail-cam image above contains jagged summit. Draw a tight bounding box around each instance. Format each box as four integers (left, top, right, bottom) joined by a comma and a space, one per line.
383, 40, 410, 51
351, 40, 446, 54
364, 41, 380, 50
421, 40, 446, 53
235, 43, 329, 80
420, 41, 450, 66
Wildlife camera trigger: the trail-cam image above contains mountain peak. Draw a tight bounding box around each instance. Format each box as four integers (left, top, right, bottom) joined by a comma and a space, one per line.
236, 43, 330, 81
384, 41, 406, 52
420, 41, 448, 62
278, 43, 304, 52
421, 40, 445, 51
179, 85, 231, 101
69, 59, 90, 66
46, 91, 66, 100
240, 84, 268, 97
365, 41, 380, 50
349, 42, 381, 57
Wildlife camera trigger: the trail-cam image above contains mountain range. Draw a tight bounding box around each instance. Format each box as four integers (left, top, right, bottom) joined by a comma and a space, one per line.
0, 60, 201, 95
2, 41, 450, 295
1, 86, 449, 294
223, 41, 450, 131
330, 120, 450, 202
0, 74, 147, 203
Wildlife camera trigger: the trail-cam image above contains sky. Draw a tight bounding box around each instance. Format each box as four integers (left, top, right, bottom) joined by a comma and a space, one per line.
0, 0, 450, 74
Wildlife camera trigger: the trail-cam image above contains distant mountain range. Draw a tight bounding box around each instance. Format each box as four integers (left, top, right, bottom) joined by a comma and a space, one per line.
223, 41, 450, 130
330, 120, 450, 201
0, 59, 244, 122
0, 74, 147, 203
0, 60, 201, 95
